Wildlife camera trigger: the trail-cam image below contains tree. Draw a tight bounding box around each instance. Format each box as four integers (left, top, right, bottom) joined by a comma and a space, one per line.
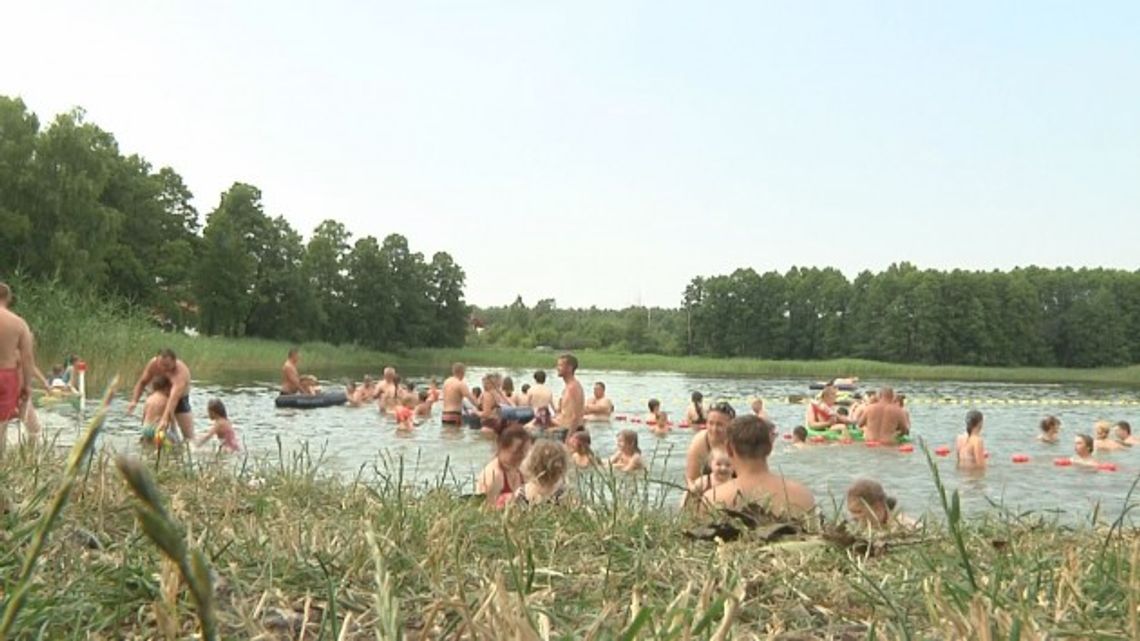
427, 252, 468, 347
303, 219, 352, 342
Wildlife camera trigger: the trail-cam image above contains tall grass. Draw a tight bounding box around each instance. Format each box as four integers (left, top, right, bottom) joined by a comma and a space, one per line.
1, 441, 1137, 638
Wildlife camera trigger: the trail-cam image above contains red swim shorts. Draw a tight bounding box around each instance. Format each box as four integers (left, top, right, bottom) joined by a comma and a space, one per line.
0, 368, 19, 422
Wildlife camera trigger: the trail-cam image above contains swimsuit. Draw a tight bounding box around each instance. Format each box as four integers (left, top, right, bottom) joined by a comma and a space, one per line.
495, 461, 516, 508
441, 410, 462, 425
174, 393, 191, 415
0, 368, 19, 422
808, 402, 838, 430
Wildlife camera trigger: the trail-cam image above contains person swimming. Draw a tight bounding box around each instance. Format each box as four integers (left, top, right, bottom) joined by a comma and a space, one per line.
140, 375, 174, 447
791, 425, 808, 448
1038, 416, 1061, 443
686, 447, 733, 495
686, 391, 708, 426
956, 410, 986, 470
567, 430, 598, 468
806, 385, 848, 434
514, 440, 569, 507
196, 398, 241, 452
1094, 421, 1126, 452
610, 429, 644, 472
700, 414, 815, 517
1071, 434, 1097, 467
1116, 421, 1140, 446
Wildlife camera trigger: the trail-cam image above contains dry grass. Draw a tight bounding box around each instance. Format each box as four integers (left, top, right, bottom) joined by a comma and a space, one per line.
1, 440, 1137, 640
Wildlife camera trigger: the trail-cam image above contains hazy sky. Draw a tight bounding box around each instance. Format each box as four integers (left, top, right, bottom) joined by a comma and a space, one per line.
4, 1, 1137, 308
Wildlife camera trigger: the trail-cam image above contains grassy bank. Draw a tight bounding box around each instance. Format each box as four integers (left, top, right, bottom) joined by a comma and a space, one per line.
411, 347, 1140, 387
2, 427, 1138, 638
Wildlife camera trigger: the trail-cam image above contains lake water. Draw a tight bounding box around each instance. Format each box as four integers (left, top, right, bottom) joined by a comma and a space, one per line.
28, 366, 1140, 521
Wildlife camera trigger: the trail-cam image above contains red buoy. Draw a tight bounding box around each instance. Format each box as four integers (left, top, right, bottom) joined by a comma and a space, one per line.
865, 440, 881, 448
1012, 454, 1030, 463
782, 433, 793, 441
935, 446, 951, 457
1098, 462, 1118, 472
809, 435, 826, 444
898, 444, 915, 453
1054, 458, 1072, 467
679, 421, 690, 428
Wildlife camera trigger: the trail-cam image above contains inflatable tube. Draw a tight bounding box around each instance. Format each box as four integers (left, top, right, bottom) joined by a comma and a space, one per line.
809, 383, 859, 391
807, 428, 913, 445
275, 391, 348, 409
501, 406, 535, 424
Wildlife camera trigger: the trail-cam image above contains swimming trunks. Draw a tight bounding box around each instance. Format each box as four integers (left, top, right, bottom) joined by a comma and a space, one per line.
441, 410, 462, 425
174, 393, 191, 415
0, 368, 19, 422
141, 424, 157, 442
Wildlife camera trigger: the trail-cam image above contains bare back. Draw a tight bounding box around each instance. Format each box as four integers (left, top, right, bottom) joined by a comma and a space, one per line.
0, 308, 30, 370
142, 392, 168, 425
527, 384, 553, 411
702, 473, 816, 517
860, 403, 908, 442
442, 376, 470, 413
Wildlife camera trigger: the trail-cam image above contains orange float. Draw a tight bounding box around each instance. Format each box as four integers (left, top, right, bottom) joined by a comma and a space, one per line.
898, 444, 915, 453
1054, 458, 1072, 467
1011, 454, 1030, 463
934, 446, 951, 457
1098, 462, 1118, 472
865, 441, 881, 448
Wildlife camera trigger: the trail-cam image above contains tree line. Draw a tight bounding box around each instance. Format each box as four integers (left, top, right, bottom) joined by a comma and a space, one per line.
474, 263, 1140, 368
0, 96, 468, 349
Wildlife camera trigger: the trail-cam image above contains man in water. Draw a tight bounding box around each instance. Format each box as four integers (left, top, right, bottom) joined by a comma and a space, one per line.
441, 362, 478, 426
702, 414, 815, 517
377, 366, 400, 411
280, 348, 314, 395
551, 353, 584, 439
584, 381, 614, 420
526, 370, 555, 429
858, 386, 909, 443
0, 283, 36, 453
128, 348, 195, 440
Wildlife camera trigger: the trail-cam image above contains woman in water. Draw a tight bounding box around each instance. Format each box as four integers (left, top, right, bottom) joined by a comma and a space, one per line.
1094, 421, 1126, 452
685, 391, 708, 427
566, 430, 598, 468
610, 429, 644, 472
514, 440, 569, 506
647, 399, 670, 435
1038, 416, 1061, 443
805, 385, 848, 435
477, 426, 532, 508
684, 402, 735, 485
477, 374, 505, 437
196, 399, 241, 452
956, 410, 986, 470
1071, 434, 1097, 467
846, 479, 916, 531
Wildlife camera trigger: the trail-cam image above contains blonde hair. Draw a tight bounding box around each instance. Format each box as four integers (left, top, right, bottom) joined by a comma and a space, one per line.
1095, 420, 1112, 439
618, 429, 640, 454
522, 440, 568, 485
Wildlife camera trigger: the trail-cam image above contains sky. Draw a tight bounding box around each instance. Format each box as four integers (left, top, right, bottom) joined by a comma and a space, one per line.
3, 1, 1138, 309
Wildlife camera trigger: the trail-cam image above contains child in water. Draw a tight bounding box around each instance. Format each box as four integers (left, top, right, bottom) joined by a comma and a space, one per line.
956, 410, 986, 469
791, 425, 809, 448
610, 429, 644, 472
196, 399, 241, 452
1071, 434, 1097, 467
414, 390, 434, 418
395, 404, 415, 431
141, 375, 175, 447
846, 479, 916, 531
514, 440, 569, 506
566, 430, 598, 468
688, 448, 733, 494
1038, 416, 1061, 443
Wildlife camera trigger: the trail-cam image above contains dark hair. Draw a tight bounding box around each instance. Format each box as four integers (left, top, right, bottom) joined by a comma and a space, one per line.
419, 390, 429, 402
288, 347, 299, 358
848, 479, 898, 519
1077, 433, 1094, 452
0, 282, 9, 302
497, 425, 531, 452
710, 401, 736, 419
966, 410, 984, 434
691, 391, 705, 423
207, 398, 227, 419
472, 386, 482, 398
837, 406, 849, 417
792, 426, 808, 442
559, 353, 579, 372
534, 370, 546, 384
502, 376, 514, 392
152, 375, 172, 393
1117, 421, 1133, 436
595, 381, 606, 391
159, 348, 178, 361
521, 384, 530, 394
573, 430, 591, 448
1040, 416, 1060, 433
647, 398, 660, 412
726, 414, 774, 459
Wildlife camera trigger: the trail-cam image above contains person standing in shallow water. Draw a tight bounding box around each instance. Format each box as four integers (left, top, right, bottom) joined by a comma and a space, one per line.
128, 348, 195, 440
551, 354, 584, 440
956, 410, 986, 470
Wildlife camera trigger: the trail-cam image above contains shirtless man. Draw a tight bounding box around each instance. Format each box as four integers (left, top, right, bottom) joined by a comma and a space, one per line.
280, 348, 314, 395
584, 381, 614, 420
0, 283, 36, 453
858, 387, 910, 443
527, 370, 555, 428
128, 349, 195, 439
377, 367, 400, 411
702, 414, 815, 517
551, 354, 584, 439
441, 362, 478, 426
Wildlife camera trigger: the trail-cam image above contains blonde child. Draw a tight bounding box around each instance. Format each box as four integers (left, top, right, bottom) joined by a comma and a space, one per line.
196, 399, 241, 452
567, 430, 598, 468
682, 447, 733, 507
610, 429, 644, 472
141, 375, 174, 446
515, 440, 569, 506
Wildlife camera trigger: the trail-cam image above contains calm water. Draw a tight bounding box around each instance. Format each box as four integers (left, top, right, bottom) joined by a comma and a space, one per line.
29, 367, 1140, 520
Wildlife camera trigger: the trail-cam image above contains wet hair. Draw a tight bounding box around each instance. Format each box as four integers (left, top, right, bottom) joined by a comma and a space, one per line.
847, 479, 898, 518
288, 347, 299, 358
152, 375, 172, 393
965, 410, 984, 435
497, 425, 531, 453
1040, 416, 1060, 433
159, 348, 177, 361
691, 391, 705, 422
595, 381, 606, 392
207, 398, 227, 419
534, 370, 546, 384
502, 377, 514, 392
792, 426, 808, 443
726, 414, 775, 459
1077, 433, 1094, 453
522, 440, 568, 485
559, 353, 579, 372
1117, 421, 1133, 436
1095, 421, 1112, 439
521, 384, 530, 394
647, 398, 660, 412
709, 401, 736, 419
618, 429, 641, 454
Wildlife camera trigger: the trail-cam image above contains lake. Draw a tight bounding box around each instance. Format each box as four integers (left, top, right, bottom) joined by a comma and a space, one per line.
29, 365, 1140, 520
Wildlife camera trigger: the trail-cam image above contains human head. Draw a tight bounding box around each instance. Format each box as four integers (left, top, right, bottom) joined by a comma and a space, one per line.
569, 430, 592, 454
451, 362, 466, 378
966, 410, 984, 435
152, 375, 172, 394
692, 391, 704, 406
534, 370, 546, 384
502, 377, 515, 394
866, 391, 879, 404
617, 429, 640, 454
709, 448, 733, 481
287, 347, 299, 363
364, 375, 374, 385
847, 479, 896, 527
159, 348, 178, 372
706, 401, 736, 446
750, 398, 764, 414
1040, 416, 1061, 435
647, 398, 660, 413
1095, 421, 1112, 440
878, 387, 895, 403
725, 414, 775, 462
896, 394, 906, 407
384, 367, 396, 382
1116, 421, 1133, 441
792, 425, 808, 443
472, 386, 482, 399
821, 385, 838, 404
557, 353, 578, 378
207, 398, 227, 420
593, 381, 606, 399
1075, 434, 1094, 457
521, 383, 530, 395
419, 390, 429, 402
522, 440, 568, 487
496, 426, 532, 468
51, 365, 63, 376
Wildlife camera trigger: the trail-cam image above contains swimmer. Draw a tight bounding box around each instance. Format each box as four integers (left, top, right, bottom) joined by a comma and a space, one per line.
846, 479, 916, 531
858, 387, 909, 442
551, 354, 585, 440
280, 348, 315, 395
527, 370, 555, 428
1116, 421, 1140, 446
476, 426, 531, 509
1071, 434, 1097, 467
196, 399, 241, 452
414, 390, 434, 418
701, 415, 815, 517
750, 398, 771, 422
1038, 416, 1061, 443
685, 391, 708, 426
566, 430, 598, 468
501, 376, 524, 406
584, 381, 614, 420
805, 385, 849, 435
610, 429, 644, 472
394, 404, 415, 431
377, 367, 400, 412
956, 410, 986, 470
1094, 421, 1126, 452
645, 398, 667, 426
127, 348, 194, 439
441, 363, 479, 427
685, 402, 735, 485
791, 425, 808, 448
514, 440, 569, 507
850, 391, 878, 424
688, 448, 733, 494
478, 373, 505, 436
